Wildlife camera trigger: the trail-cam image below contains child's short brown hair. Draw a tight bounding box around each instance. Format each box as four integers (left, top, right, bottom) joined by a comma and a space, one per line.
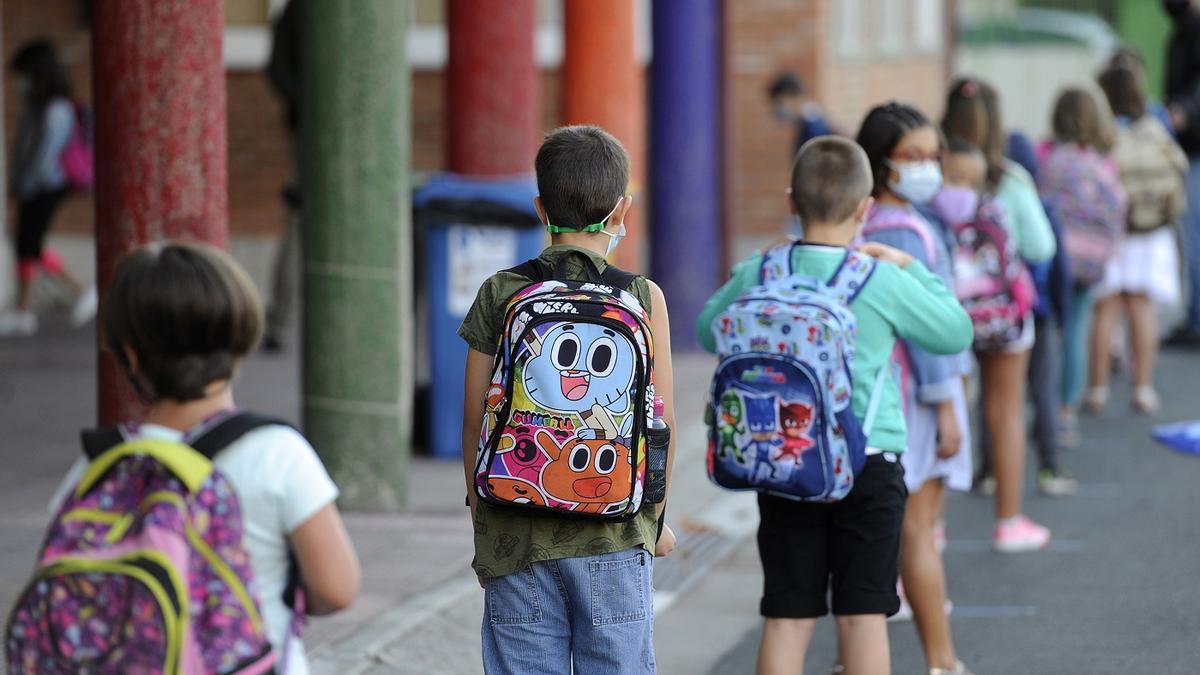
535, 125, 631, 232
789, 136, 873, 225
101, 241, 263, 402
1098, 65, 1147, 121
1052, 87, 1116, 153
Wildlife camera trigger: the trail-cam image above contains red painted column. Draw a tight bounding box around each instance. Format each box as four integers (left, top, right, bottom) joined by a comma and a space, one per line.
447, 0, 540, 174
562, 0, 645, 272
92, 0, 228, 424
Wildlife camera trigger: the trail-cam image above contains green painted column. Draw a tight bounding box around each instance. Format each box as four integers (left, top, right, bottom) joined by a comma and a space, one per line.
301, 2, 411, 511
1116, 0, 1171, 100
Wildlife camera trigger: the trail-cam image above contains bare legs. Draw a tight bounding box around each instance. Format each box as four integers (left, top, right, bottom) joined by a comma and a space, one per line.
756, 614, 889, 675
757, 618, 816, 675
902, 478, 958, 670
1088, 292, 1159, 405
978, 349, 1031, 520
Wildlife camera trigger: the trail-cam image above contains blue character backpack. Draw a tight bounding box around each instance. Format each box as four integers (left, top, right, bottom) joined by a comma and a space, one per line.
705, 242, 887, 502
474, 253, 656, 520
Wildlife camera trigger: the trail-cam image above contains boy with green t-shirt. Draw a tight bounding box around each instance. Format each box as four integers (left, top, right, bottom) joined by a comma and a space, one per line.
458, 125, 676, 674
696, 136, 972, 674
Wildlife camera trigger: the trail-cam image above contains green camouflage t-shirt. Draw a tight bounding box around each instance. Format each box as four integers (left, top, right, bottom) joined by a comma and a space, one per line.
457, 244, 659, 579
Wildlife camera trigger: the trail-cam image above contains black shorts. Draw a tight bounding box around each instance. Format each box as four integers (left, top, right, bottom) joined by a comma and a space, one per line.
756, 453, 907, 618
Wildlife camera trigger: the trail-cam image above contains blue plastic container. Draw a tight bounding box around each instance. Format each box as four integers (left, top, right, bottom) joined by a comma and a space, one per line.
416, 173, 545, 459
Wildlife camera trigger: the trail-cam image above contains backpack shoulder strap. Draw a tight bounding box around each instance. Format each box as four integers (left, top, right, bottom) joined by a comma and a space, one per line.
826, 251, 878, 305
503, 258, 549, 283
190, 412, 297, 459
759, 240, 799, 283
80, 426, 127, 461
861, 210, 938, 264
599, 263, 638, 291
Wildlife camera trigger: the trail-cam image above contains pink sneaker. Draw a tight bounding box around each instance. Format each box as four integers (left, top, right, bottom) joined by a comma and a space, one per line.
993, 515, 1051, 553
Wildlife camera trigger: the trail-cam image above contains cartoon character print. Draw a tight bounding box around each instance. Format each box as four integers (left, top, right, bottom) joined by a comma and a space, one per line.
776, 401, 816, 465
743, 393, 781, 483
716, 390, 747, 463
522, 322, 636, 415
486, 476, 548, 506
535, 429, 634, 513
496, 425, 554, 483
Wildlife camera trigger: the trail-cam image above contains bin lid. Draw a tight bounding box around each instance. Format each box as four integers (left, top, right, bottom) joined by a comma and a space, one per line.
414, 172, 540, 227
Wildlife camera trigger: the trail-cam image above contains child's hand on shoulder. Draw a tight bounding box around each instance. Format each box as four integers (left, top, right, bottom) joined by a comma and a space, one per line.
857, 242, 913, 269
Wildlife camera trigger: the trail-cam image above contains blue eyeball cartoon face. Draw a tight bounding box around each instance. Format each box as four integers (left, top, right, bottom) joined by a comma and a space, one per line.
523, 322, 635, 415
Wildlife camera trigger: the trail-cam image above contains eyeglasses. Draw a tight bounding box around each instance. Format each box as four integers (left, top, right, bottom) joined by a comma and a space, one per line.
889, 150, 945, 163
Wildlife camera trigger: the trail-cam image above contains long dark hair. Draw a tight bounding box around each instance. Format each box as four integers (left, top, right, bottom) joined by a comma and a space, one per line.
855, 102, 937, 198
10, 39, 72, 109
942, 78, 1006, 191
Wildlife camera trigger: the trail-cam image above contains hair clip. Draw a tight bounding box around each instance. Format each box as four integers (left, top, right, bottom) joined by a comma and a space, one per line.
960, 80, 978, 98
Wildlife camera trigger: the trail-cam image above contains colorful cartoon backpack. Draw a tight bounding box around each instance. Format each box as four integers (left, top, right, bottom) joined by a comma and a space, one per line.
705, 243, 886, 502
475, 253, 656, 521
6, 413, 287, 675
1039, 144, 1127, 285
950, 198, 1036, 352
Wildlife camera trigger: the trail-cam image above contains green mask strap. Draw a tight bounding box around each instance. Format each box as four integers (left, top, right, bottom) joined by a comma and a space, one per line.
546, 222, 606, 234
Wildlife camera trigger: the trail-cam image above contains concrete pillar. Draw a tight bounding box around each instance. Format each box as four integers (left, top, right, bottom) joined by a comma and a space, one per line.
650, 0, 722, 351
92, 0, 228, 424
302, 1, 411, 511
562, 0, 646, 272
447, 0, 540, 174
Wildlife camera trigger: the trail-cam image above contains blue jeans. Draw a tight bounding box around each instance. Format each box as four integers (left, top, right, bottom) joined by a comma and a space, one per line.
481, 547, 655, 675
1062, 286, 1093, 408
1184, 159, 1200, 331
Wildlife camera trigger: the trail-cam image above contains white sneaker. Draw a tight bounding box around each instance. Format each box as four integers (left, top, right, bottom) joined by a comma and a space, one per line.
0, 311, 38, 337
71, 286, 98, 327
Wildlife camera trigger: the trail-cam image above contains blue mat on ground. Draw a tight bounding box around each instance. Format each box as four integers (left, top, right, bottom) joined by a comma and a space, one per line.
1152, 420, 1200, 456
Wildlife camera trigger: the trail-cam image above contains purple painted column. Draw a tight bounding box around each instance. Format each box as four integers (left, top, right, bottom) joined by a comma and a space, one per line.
650, 0, 722, 351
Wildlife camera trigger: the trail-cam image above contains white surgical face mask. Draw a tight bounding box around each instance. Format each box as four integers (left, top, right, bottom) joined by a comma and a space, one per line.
599, 222, 626, 258
887, 160, 943, 205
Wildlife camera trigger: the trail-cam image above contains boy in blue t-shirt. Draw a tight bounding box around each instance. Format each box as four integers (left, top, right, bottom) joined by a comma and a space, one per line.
697, 137, 972, 674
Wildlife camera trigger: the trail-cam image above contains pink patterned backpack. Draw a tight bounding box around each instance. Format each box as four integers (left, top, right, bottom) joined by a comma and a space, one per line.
6, 413, 283, 674
60, 102, 94, 192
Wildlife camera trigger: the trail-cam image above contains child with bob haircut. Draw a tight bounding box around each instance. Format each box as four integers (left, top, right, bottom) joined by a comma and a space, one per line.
49, 241, 360, 675
698, 136, 972, 675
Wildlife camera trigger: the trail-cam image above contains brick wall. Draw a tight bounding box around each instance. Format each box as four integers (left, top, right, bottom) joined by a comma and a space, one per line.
724, 0, 952, 241
724, 0, 825, 245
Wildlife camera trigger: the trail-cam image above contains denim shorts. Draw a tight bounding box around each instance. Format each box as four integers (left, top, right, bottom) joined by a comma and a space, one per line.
482, 547, 655, 674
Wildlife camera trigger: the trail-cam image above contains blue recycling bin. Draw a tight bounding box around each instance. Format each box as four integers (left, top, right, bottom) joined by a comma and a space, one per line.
416, 173, 546, 459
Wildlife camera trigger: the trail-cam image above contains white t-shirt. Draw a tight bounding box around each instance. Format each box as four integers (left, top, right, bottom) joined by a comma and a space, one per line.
50, 422, 339, 675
